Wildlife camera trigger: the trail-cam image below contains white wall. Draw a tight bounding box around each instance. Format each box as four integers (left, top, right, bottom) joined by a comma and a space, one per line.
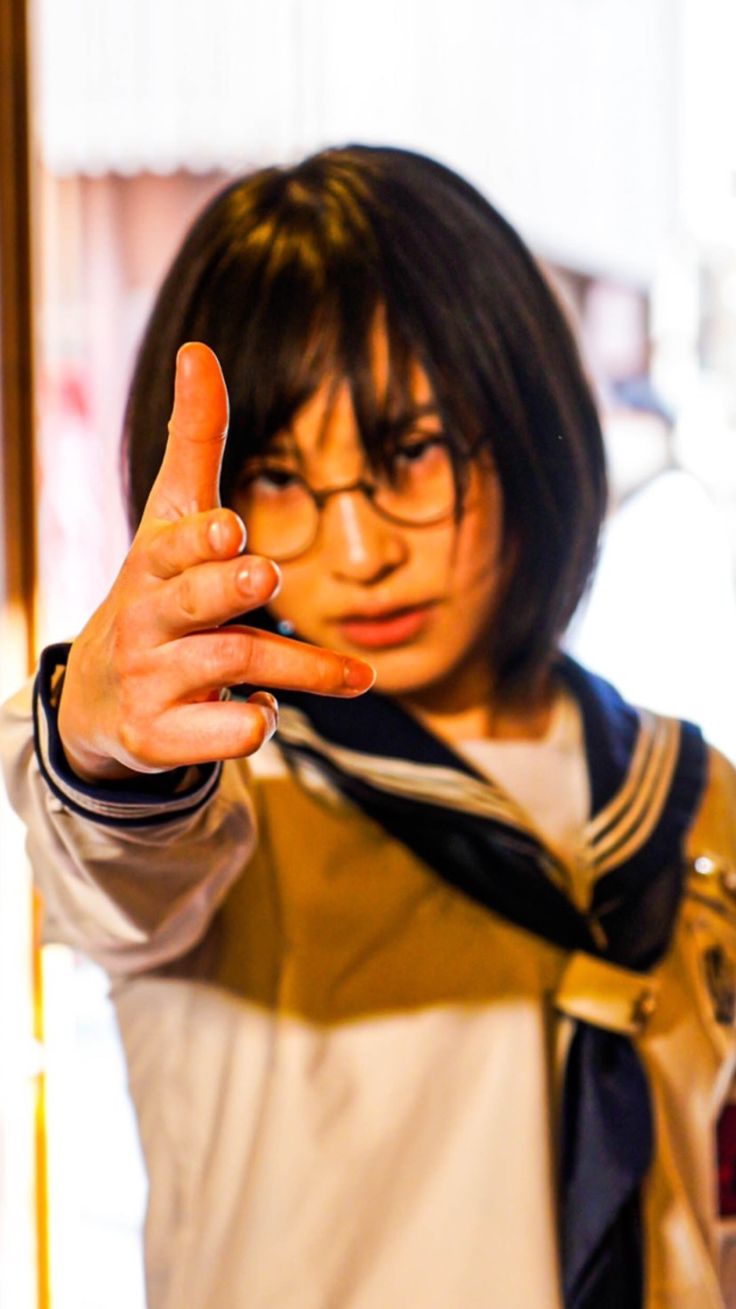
37, 0, 679, 282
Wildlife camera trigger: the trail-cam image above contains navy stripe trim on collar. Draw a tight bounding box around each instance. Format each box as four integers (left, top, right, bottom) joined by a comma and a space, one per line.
555, 654, 641, 817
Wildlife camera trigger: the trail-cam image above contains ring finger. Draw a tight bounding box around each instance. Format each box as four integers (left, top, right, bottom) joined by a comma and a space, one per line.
154, 554, 281, 636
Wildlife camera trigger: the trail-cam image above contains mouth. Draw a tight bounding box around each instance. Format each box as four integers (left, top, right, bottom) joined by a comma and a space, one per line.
334, 603, 437, 649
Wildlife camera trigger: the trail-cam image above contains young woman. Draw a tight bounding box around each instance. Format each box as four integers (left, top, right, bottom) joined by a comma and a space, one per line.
2, 145, 735, 1309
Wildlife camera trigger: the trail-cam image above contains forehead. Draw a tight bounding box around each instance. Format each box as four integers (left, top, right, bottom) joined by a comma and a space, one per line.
268, 347, 439, 461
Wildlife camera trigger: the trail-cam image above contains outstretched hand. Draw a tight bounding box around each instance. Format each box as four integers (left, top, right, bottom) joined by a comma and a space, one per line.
57, 343, 375, 782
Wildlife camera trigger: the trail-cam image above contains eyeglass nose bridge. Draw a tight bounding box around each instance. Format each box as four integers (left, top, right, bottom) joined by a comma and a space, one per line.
310, 477, 379, 512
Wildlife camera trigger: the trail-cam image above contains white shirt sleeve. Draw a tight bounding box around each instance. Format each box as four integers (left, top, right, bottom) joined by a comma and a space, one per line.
0, 665, 257, 976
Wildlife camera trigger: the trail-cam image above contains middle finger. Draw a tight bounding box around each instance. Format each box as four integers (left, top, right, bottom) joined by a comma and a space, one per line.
162, 627, 376, 698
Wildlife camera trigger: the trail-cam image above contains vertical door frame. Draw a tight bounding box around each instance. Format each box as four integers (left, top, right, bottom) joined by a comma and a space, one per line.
0, 5, 45, 1309
0, 0, 37, 668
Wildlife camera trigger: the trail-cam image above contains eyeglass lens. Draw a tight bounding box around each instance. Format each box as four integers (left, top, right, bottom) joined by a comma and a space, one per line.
235, 439, 457, 561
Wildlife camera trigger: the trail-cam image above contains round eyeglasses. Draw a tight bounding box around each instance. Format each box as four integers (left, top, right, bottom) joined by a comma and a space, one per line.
233, 435, 461, 562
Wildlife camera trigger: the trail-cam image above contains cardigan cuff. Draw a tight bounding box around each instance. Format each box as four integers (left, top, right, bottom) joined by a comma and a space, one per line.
33, 642, 221, 828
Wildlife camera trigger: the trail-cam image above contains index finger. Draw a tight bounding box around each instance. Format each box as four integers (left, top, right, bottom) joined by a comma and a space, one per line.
144, 342, 230, 524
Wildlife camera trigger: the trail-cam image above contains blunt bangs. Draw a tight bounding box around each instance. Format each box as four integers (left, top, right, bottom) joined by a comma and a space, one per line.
124, 159, 475, 523
123, 144, 607, 695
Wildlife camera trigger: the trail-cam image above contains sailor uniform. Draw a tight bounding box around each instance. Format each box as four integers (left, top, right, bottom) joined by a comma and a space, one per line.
3, 645, 736, 1308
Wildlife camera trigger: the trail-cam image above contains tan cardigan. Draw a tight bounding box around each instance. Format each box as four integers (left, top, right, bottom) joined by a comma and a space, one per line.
3, 677, 736, 1309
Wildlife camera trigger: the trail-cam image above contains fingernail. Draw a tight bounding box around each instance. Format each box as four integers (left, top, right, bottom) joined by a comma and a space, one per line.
343, 659, 376, 692
208, 520, 224, 552
237, 558, 280, 599
251, 691, 279, 736
233, 515, 247, 553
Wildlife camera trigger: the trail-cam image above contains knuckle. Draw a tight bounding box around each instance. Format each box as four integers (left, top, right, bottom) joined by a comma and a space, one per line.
117, 682, 145, 732
224, 628, 254, 671
202, 629, 253, 686
118, 717, 147, 762
195, 641, 227, 687
177, 571, 199, 619
236, 629, 255, 674
129, 524, 164, 576
117, 592, 150, 637
318, 649, 342, 688
199, 647, 224, 685
145, 519, 188, 578
112, 624, 144, 681
108, 616, 132, 674
117, 700, 164, 769
158, 523, 185, 574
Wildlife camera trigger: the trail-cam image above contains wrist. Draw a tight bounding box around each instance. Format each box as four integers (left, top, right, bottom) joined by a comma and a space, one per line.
57, 690, 144, 784
59, 735, 145, 784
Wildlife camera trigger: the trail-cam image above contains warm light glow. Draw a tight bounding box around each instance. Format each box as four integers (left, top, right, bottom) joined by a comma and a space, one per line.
0, 785, 38, 1309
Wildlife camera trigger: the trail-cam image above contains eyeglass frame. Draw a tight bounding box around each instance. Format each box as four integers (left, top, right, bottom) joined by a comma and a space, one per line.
234, 435, 486, 562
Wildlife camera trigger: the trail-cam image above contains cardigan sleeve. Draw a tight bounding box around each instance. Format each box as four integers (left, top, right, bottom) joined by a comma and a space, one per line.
0, 649, 257, 976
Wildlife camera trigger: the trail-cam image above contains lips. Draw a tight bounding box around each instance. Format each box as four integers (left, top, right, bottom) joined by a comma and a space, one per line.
334, 603, 436, 649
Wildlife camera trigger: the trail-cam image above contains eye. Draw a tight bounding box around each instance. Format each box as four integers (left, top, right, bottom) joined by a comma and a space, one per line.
254, 467, 300, 489
238, 464, 304, 500
387, 439, 450, 486
389, 434, 449, 474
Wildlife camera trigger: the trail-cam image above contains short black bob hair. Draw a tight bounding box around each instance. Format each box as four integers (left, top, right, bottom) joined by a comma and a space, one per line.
124, 143, 607, 698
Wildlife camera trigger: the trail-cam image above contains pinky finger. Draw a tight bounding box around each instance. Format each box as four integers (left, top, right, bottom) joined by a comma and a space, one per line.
156, 694, 279, 766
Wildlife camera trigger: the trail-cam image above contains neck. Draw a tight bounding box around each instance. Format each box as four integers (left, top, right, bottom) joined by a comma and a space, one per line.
397, 655, 556, 747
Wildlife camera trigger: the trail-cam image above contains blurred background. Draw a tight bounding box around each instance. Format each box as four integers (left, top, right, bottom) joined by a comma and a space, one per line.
3, 1, 736, 1305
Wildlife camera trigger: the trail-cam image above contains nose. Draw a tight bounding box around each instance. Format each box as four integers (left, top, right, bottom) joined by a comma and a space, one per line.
320, 489, 408, 584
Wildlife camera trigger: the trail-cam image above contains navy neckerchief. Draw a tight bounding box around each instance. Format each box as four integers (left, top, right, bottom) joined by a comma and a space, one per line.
234, 646, 706, 1308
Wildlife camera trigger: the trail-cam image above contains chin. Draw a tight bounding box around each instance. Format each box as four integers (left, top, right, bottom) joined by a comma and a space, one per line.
363, 647, 460, 697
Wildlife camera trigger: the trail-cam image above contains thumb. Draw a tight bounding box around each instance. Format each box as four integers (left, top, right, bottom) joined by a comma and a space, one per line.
144, 342, 230, 523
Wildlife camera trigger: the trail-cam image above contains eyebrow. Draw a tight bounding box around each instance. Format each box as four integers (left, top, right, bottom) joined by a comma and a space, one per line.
261, 433, 301, 462
380, 403, 443, 436
389, 402, 441, 423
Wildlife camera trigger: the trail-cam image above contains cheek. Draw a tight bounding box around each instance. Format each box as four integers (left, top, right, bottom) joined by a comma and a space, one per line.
444, 493, 505, 608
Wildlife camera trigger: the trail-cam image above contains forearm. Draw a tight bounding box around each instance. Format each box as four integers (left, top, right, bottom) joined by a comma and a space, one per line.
1, 664, 256, 974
